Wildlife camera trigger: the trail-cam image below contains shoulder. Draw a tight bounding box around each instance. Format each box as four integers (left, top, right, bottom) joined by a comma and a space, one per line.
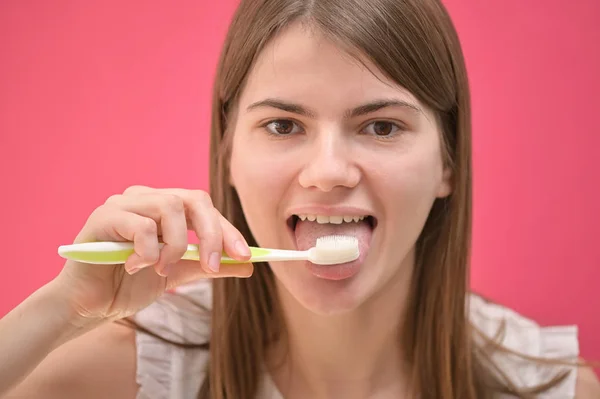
6, 321, 137, 399
575, 362, 600, 399
469, 293, 581, 397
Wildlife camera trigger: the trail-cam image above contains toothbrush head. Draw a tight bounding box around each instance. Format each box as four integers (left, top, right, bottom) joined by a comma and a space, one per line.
308, 235, 360, 265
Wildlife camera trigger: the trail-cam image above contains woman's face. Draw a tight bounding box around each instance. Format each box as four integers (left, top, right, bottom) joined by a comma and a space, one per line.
229, 23, 451, 315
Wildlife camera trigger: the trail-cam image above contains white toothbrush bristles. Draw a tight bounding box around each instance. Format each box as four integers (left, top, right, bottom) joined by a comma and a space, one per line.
308, 235, 360, 265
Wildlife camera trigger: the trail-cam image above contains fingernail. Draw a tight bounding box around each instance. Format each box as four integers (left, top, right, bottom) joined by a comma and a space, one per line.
235, 240, 251, 257
208, 252, 220, 272
127, 267, 141, 275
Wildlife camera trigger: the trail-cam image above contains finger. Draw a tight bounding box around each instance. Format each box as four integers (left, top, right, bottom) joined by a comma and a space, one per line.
185, 193, 223, 274
162, 261, 254, 290
131, 188, 227, 274
105, 194, 190, 275
81, 207, 161, 273
118, 187, 244, 274
151, 195, 188, 277
218, 213, 251, 261
138, 188, 250, 262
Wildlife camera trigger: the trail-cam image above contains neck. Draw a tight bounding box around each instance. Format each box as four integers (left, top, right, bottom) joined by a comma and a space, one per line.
268, 253, 415, 399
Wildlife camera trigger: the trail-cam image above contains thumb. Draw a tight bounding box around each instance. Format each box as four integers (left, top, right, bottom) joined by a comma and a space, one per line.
163, 260, 254, 290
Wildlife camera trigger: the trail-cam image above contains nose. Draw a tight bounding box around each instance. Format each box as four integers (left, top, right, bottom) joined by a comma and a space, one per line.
297, 131, 361, 192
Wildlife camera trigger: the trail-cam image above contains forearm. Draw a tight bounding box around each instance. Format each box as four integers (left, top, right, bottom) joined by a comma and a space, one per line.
0, 282, 89, 396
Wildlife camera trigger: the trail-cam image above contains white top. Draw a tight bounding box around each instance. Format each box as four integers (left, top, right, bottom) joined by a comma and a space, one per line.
132, 280, 579, 399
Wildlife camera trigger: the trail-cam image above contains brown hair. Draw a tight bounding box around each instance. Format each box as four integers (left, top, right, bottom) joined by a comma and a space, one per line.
131, 0, 584, 398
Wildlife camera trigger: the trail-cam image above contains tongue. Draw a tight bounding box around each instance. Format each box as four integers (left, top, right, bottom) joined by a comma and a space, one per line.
294, 219, 372, 259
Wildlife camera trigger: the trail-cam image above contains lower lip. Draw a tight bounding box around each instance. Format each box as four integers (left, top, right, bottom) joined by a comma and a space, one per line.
304, 259, 363, 280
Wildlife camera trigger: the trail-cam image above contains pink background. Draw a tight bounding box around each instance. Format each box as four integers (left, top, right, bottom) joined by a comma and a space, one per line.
1, 0, 598, 371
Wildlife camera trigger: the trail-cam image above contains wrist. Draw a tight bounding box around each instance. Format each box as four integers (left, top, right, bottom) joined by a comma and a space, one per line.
38, 280, 103, 347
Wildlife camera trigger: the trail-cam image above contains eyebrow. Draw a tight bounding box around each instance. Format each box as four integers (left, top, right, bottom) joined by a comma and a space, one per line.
246, 98, 422, 119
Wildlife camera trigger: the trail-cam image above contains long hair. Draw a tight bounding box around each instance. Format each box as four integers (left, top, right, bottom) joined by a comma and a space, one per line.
193, 0, 574, 398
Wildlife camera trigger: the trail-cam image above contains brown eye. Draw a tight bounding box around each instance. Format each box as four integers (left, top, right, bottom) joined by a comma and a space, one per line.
265, 119, 301, 135
363, 121, 401, 138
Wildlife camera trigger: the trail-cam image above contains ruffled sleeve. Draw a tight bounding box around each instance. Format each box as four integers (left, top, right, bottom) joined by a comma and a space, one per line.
469, 294, 580, 398
131, 280, 213, 399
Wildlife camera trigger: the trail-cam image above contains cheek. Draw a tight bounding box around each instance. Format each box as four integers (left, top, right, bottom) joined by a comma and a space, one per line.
372, 148, 444, 198
229, 140, 295, 245
229, 128, 297, 187
369, 143, 445, 227
231, 150, 295, 198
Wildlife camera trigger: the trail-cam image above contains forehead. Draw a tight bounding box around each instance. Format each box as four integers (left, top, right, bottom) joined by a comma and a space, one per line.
237, 22, 425, 113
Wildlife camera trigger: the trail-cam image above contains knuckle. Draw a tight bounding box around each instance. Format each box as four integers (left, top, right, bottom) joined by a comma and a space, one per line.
123, 185, 149, 195
88, 204, 109, 222
188, 201, 206, 219
146, 250, 160, 264
175, 240, 189, 252
192, 190, 212, 205
188, 196, 217, 221
222, 217, 240, 234
138, 218, 158, 236
104, 194, 122, 205
161, 194, 184, 213
168, 242, 189, 257
201, 229, 223, 245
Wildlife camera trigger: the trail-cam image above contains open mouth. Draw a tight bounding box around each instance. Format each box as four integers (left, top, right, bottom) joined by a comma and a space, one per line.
285, 212, 377, 279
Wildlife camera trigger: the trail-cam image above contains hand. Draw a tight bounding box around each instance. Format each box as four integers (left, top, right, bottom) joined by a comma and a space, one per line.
52, 185, 253, 326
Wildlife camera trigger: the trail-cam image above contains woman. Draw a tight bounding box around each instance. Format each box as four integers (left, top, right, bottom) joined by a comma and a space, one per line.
1, 0, 598, 398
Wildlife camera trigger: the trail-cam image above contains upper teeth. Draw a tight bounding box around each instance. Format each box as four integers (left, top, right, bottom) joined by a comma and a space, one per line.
296, 214, 367, 224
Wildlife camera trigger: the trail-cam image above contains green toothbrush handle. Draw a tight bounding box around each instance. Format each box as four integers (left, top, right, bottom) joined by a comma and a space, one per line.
58, 242, 272, 265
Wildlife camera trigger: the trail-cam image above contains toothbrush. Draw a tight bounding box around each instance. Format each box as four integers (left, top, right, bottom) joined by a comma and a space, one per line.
57, 235, 360, 266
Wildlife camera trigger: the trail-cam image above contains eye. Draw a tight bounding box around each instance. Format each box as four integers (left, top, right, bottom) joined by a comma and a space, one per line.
362, 121, 402, 137
263, 119, 303, 136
